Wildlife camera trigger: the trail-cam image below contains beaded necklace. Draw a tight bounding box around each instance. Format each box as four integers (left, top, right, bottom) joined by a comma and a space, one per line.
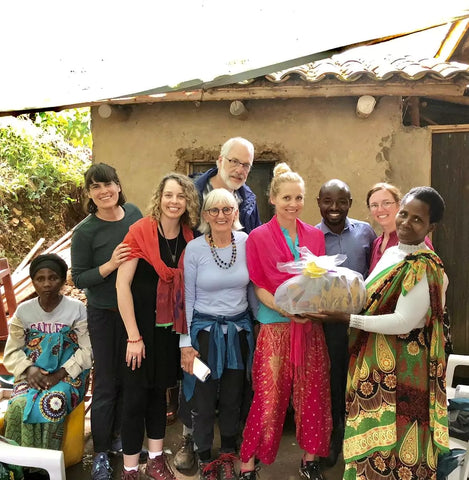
208, 232, 237, 269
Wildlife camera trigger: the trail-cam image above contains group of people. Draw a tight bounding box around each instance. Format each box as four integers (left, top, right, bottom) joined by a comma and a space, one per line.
2, 136, 450, 480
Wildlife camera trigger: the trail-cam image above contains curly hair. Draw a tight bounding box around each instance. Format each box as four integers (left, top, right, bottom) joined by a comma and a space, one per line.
148, 173, 200, 228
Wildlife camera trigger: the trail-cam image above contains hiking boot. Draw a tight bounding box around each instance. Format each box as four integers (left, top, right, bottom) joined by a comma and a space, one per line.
121, 468, 139, 480
91, 452, 113, 480
198, 460, 219, 480
239, 470, 259, 480
145, 454, 176, 480
299, 459, 324, 480
173, 434, 196, 471
218, 453, 238, 480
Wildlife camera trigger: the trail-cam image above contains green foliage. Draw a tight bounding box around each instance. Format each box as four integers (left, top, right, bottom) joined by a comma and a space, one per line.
0, 110, 91, 267
0, 111, 91, 206
34, 108, 92, 148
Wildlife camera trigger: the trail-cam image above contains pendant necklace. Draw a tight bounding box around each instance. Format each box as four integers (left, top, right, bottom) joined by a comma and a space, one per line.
159, 223, 179, 265
208, 232, 237, 269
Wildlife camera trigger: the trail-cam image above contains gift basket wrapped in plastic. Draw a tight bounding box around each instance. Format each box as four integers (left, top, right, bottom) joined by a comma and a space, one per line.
274, 247, 366, 315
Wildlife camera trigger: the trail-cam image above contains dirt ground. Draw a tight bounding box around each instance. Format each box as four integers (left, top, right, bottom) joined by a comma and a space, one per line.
66, 410, 345, 480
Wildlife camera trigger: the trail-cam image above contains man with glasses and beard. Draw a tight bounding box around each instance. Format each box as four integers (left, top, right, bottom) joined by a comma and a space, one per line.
194, 137, 260, 233
173, 137, 261, 473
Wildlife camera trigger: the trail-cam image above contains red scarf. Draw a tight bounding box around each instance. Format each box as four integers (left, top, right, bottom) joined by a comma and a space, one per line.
124, 216, 193, 334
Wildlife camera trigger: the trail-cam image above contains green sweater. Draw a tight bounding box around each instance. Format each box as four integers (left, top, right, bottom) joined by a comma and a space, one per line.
71, 203, 142, 309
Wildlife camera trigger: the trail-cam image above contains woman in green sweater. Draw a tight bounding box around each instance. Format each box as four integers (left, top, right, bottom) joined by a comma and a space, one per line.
71, 163, 142, 480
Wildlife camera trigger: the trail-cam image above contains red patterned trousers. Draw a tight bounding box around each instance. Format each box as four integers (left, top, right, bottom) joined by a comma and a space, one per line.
240, 322, 332, 464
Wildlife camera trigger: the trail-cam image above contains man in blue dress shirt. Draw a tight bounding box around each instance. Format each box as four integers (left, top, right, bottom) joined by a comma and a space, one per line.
315, 179, 376, 467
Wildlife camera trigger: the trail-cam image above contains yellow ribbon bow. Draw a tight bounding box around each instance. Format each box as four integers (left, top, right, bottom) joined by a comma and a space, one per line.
303, 261, 328, 278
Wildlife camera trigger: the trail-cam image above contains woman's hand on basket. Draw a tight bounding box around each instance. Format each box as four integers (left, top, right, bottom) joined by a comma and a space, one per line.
305, 311, 351, 324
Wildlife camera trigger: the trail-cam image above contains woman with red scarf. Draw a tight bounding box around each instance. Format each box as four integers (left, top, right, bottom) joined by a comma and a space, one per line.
239, 163, 332, 480
116, 173, 199, 480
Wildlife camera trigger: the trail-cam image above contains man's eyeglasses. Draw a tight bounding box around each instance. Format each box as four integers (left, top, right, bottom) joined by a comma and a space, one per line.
206, 206, 235, 217
369, 201, 396, 210
224, 157, 252, 171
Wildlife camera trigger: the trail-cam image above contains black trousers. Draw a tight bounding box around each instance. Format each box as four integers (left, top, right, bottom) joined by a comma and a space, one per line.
178, 380, 192, 428
323, 322, 348, 437
87, 306, 126, 453
192, 330, 248, 455
121, 383, 166, 455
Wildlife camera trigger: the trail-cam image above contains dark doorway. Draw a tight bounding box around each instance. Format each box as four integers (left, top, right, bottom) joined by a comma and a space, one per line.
190, 161, 275, 224
431, 130, 469, 356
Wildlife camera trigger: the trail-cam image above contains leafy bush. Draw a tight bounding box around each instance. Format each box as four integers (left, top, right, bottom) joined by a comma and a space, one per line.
0, 109, 91, 266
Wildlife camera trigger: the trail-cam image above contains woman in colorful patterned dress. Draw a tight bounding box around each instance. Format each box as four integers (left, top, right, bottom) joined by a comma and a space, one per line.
310, 186, 449, 480
3, 253, 92, 451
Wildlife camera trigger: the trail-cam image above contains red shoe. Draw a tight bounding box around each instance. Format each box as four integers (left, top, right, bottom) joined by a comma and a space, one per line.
198, 459, 219, 480
218, 453, 238, 480
121, 468, 139, 479
145, 454, 176, 480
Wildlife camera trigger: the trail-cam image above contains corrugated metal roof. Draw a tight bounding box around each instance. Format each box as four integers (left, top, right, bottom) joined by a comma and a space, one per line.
1, 4, 468, 114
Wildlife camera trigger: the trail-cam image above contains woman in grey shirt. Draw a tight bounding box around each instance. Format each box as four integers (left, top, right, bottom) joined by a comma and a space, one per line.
180, 188, 254, 480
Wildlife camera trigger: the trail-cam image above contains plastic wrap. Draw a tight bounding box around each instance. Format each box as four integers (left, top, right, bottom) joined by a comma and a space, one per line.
274, 247, 366, 315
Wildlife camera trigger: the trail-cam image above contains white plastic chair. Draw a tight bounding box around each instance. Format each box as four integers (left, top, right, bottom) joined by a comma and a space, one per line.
0, 441, 66, 480
447, 354, 469, 480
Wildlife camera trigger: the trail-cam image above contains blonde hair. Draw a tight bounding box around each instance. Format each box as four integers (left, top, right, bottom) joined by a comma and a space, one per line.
198, 188, 243, 234
148, 173, 200, 228
269, 162, 304, 198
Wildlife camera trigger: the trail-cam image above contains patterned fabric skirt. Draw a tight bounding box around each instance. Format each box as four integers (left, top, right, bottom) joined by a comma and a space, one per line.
342, 251, 449, 480
4, 327, 88, 449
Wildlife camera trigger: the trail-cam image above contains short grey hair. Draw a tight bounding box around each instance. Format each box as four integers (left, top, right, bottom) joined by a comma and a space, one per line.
198, 188, 243, 234
220, 137, 254, 161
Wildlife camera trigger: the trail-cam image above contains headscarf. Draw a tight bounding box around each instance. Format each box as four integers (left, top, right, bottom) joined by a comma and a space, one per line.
30, 254, 68, 280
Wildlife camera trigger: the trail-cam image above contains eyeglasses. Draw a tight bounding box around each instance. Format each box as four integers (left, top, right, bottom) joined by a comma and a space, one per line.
224, 157, 252, 171
369, 201, 396, 210
206, 206, 235, 217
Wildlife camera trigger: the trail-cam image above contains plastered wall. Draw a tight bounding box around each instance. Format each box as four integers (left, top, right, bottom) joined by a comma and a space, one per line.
91, 95, 431, 231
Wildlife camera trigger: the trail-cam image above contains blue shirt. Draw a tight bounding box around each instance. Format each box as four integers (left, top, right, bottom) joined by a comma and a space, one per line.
315, 217, 376, 277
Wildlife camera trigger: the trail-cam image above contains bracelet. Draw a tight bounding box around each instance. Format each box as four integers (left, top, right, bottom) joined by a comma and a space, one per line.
127, 336, 142, 343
